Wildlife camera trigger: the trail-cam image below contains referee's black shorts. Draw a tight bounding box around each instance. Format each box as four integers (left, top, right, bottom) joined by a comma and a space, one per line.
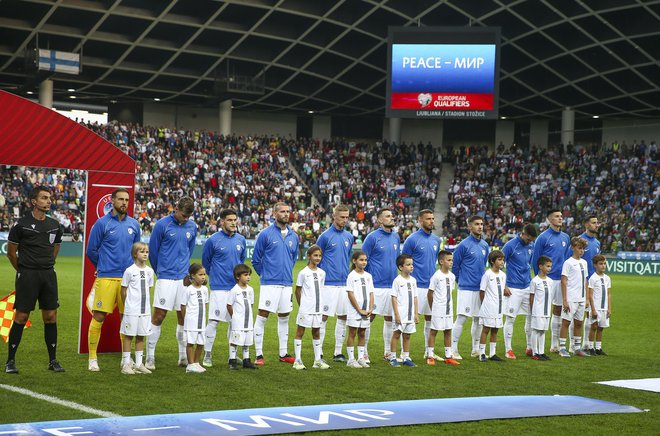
14, 268, 59, 312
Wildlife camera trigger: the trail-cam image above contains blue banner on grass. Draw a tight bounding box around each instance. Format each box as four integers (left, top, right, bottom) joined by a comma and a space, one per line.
0, 395, 642, 435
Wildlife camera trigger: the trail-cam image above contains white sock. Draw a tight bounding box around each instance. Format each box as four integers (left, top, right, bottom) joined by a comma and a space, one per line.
531, 330, 540, 355
364, 324, 371, 355
479, 343, 486, 355
452, 315, 467, 353
176, 324, 187, 359
277, 316, 290, 357
204, 320, 218, 353
471, 318, 483, 352
524, 316, 532, 349
135, 350, 143, 366
347, 346, 355, 361
121, 352, 130, 366
583, 321, 591, 349
539, 331, 546, 354
358, 346, 365, 360
254, 315, 267, 356
242, 346, 250, 360
147, 324, 161, 359
551, 315, 561, 348
423, 321, 431, 351
334, 319, 346, 356
504, 316, 515, 351
313, 339, 322, 361
294, 338, 302, 361
595, 341, 602, 350
427, 346, 434, 357
319, 319, 328, 351
489, 342, 497, 357
402, 351, 410, 361
229, 344, 237, 360
382, 322, 392, 355
573, 336, 582, 350
444, 346, 452, 359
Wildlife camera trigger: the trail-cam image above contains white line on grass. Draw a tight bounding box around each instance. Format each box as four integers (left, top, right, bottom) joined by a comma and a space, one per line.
134, 426, 181, 431
0, 384, 121, 418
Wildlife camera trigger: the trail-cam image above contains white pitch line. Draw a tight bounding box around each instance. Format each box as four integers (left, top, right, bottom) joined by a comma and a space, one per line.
0, 431, 29, 434
134, 426, 181, 432
0, 384, 121, 418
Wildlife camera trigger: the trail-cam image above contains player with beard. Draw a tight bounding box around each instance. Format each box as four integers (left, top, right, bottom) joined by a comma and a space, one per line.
531, 209, 571, 353
451, 216, 490, 359
402, 209, 441, 357
362, 208, 400, 362
252, 202, 299, 365
86, 188, 141, 371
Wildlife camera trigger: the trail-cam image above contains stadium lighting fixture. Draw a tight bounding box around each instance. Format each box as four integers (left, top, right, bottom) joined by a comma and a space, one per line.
67, 88, 75, 92
308, 110, 314, 114
592, 115, 599, 119
69, 95, 76, 99
26, 91, 34, 95
154, 98, 160, 101
500, 116, 507, 119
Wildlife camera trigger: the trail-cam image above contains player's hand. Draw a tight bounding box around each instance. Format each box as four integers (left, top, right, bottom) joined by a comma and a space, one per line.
395, 317, 401, 325
414, 314, 419, 324
591, 310, 597, 319
503, 287, 512, 297
562, 303, 570, 313
607, 310, 611, 318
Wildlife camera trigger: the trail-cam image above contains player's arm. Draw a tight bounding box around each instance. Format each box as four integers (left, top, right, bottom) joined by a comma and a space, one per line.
291, 234, 299, 262
316, 232, 328, 252
239, 239, 247, 263
587, 287, 597, 319
201, 239, 213, 273
85, 222, 103, 267
401, 237, 413, 255
531, 236, 543, 276
120, 285, 128, 305
529, 292, 535, 312
560, 275, 569, 312
187, 224, 197, 256
180, 303, 186, 319
251, 233, 265, 276
53, 224, 63, 259
346, 290, 361, 315
503, 285, 511, 297
295, 285, 302, 306
391, 295, 401, 324
148, 222, 162, 272
427, 288, 434, 311
451, 244, 463, 280
413, 295, 419, 324
368, 291, 374, 314
607, 286, 612, 317
479, 274, 488, 302
6, 242, 18, 271
361, 233, 375, 257
226, 302, 233, 318
53, 243, 61, 259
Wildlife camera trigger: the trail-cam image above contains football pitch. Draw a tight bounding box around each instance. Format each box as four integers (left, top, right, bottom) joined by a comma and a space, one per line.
0, 257, 658, 433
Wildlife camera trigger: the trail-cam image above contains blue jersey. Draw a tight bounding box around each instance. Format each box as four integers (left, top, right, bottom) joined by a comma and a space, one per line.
86, 212, 140, 278
502, 235, 534, 289
202, 230, 247, 291
568, 232, 601, 277
317, 225, 354, 286
251, 223, 299, 286
149, 214, 197, 280
362, 228, 400, 288
531, 227, 571, 280
402, 229, 441, 288
451, 234, 489, 291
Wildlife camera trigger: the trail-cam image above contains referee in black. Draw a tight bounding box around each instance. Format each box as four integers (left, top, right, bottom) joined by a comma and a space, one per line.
5, 186, 64, 373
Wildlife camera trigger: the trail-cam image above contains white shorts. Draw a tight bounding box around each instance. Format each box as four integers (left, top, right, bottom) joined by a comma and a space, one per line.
592, 310, 610, 328
430, 315, 453, 331
208, 290, 231, 322
393, 322, 416, 334
120, 314, 151, 336
153, 279, 186, 311
186, 331, 205, 345
258, 285, 293, 314
504, 287, 531, 317
456, 290, 481, 317
297, 313, 322, 329
479, 317, 503, 328
417, 287, 432, 316
322, 285, 348, 317
561, 301, 585, 321
531, 316, 550, 331
372, 287, 392, 316
347, 317, 370, 329
551, 280, 563, 306
230, 329, 254, 346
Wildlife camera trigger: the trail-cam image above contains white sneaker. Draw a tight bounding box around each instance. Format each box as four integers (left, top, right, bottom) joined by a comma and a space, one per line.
121, 358, 136, 369
88, 359, 100, 372
452, 351, 463, 360
186, 363, 202, 373
429, 353, 444, 362
293, 359, 306, 370
363, 354, 371, 364
121, 364, 135, 375
178, 357, 188, 367
347, 359, 362, 368
133, 364, 152, 374
471, 350, 480, 358
202, 353, 213, 368
194, 362, 206, 372
145, 358, 156, 371
357, 358, 370, 368
312, 359, 330, 369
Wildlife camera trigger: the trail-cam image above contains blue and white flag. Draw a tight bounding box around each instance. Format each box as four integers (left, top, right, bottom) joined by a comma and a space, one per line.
38, 49, 80, 75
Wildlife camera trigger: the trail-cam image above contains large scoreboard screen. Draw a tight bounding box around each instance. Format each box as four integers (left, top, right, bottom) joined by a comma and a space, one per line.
386, 27, 501, 120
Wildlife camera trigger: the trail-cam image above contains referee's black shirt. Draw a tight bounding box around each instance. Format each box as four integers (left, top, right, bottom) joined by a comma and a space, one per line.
8, 214, 63, 270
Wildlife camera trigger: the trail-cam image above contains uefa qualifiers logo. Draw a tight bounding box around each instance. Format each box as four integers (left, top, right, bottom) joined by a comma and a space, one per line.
417, 93, 432, 108
96, 193, 113, 218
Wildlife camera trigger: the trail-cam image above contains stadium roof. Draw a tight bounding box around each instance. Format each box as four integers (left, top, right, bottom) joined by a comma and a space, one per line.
1, 0, 659, 119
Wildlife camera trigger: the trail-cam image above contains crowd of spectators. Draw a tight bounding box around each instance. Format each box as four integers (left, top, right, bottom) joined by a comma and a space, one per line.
444, 141, 658, 253
288, 138, 441, 243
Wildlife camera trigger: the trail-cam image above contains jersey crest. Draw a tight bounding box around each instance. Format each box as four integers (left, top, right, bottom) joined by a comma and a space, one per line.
128, 228, 134, 235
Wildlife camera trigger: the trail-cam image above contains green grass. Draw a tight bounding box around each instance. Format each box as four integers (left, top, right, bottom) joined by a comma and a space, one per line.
0, 257, 658, 433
